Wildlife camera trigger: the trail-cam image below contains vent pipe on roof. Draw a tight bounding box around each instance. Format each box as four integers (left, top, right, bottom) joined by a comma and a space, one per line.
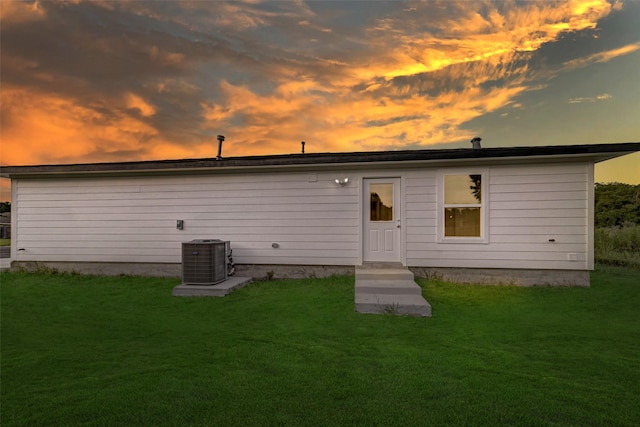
216, 135, 225, 160
301, 141, 306, 154
470, 137, 482, 149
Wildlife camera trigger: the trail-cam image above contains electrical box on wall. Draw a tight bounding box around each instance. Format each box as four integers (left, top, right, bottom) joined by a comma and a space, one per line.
177, 220, 184, 230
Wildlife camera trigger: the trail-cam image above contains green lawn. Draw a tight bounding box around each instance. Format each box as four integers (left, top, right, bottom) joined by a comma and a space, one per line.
1, 267, 639, 426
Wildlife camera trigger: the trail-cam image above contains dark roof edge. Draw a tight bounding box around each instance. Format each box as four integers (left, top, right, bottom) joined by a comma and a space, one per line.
1, 142, 639, 177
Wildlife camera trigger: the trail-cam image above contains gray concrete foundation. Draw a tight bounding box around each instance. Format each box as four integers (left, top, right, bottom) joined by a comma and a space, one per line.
10, 261, 182, 277
9, 261, 590, 287
9, 261, 354, 280
410, 267, 590, 287
234, 264, 355, 280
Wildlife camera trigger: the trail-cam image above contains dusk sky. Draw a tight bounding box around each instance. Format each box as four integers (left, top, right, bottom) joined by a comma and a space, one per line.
1, 0, 639, 201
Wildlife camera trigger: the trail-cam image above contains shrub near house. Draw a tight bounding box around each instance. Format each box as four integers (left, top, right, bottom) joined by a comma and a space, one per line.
594, 183, 640, 268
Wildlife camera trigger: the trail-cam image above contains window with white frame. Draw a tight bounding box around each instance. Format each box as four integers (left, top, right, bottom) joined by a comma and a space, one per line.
439, 172, 487, 242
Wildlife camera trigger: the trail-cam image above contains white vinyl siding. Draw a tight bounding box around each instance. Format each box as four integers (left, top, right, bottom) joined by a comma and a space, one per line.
406, 163, 590, 270
11, 161, 593, 271
404, 172, 437, 245
13, 172, 360, 265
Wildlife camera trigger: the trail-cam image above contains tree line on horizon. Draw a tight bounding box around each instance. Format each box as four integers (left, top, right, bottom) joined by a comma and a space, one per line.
595, 182, 640, 228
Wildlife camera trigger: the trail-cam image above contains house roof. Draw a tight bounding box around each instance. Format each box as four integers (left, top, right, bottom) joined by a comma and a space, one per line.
1, 142, 639, 178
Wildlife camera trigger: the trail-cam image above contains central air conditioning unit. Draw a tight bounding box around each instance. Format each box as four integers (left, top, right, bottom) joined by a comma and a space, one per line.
182, 239, 230, 285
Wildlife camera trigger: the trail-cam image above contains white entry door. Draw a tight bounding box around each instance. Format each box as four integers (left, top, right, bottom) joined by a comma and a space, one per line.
363, 178, 401, 262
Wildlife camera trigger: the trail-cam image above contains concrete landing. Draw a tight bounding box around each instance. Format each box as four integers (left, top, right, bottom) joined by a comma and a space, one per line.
356, 268, 415, 281
172, 276, 252, 297
355, 266, 431, 317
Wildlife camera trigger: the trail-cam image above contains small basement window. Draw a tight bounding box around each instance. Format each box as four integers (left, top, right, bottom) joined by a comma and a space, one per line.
438, 172, 488, 243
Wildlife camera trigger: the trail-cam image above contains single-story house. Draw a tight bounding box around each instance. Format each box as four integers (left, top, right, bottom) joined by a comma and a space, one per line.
2, 142, 639, 286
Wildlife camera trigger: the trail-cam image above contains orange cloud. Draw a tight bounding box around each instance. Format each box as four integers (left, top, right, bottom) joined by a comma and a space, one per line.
356, 0, 612, 84
200, 74, 530, 156
1, 85, 160, 165
562, 42, 640, 70
125, 92, 156, 117
0, 0, 45, 23
0, 0, 634, 169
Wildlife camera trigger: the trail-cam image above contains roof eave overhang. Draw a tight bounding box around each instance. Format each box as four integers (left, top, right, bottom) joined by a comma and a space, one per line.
1, 144, 638, 179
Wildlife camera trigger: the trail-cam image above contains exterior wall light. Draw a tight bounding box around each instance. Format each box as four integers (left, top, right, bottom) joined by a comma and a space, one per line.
335, 178, 349, 187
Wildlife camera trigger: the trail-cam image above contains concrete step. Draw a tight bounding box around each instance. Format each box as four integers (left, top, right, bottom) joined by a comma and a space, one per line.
354, 266, 431, 317
360, 262, 405, 269
355, 293, 432, 317
172, 276, 252, 297
355, 279, 423, 295
355, 268, 414, 281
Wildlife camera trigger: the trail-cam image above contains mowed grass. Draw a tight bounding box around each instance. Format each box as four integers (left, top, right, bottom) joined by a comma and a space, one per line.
1, 267, 639, 426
